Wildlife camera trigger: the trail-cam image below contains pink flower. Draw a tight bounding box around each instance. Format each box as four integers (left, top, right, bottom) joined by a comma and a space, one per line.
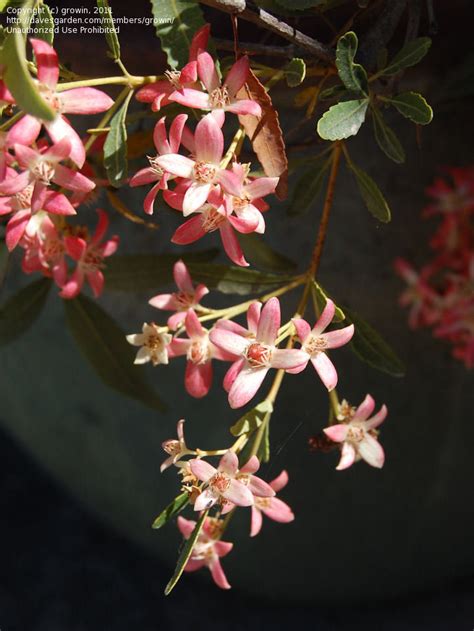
0, 138, 95, 210
394, 258, 441, 328
170, 53, 261, 126
169, 188, 255, 267
19, 214, 68, 287
210, 297, 308, 409
0, 178, 75, 251
291, 300, 354, 391
250, 469, 294, 537
135, 24, 210, 112
6, 39, 113, 167
129, 114, 188, 215
156, 113, 229, 215
190, 450, 273, 512
148, 259, 209, 330
0, 131, 14, 181
60, 209, 119, 299
170, 309, 237, 398
177, 515, 233, 590
126, 322, 172, 367
323, 394, 387, 470
160, 419, 194, 472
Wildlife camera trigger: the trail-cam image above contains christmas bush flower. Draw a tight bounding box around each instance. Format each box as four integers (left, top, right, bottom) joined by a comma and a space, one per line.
249, 469, 295, 537
323, 394, 388, 470
126, 323, 172, 367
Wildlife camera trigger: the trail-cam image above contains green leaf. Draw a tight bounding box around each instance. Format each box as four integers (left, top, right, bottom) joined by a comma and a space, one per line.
371, 107, 405, 164
285, 58, 306, 87
319, 84, 348, 101
335, 31, 368, 95
64, 294, 165, 411
388, 92, 433, 125
382, 37, 431, 76
1, 1, 55, 121
104, 250, 218, 292
342, 306, 405, 377
32, 4, 55, 45
97, 0, 120, 59
0, 277, 51, 346
349, 163, 391, 222
311, 281, 345, 322
287, 156, 330, 216
165, 509, 208, 595
230, 400, 273, 437
152, 492, 189, 529
103, 90, 133, 187
150, 0, 206, 69
258, 421, 270, 463
238, 233, 297, 272
186, 263, 296, 295
317, 99, 369, 140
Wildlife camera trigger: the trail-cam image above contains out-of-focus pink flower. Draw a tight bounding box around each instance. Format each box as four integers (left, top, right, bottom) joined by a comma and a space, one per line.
129, 114, 188, 215
291, 300, 354, 391
210, 297, 308, 409
170, 309, 237, 398
6, 39, 113, 167
148, 259, 209, 330
424, 167, 474, 217
60, 209, 119, 299
177, 515, 233, 590
170, 53, 261, 126
249, 469, 294, 537
0, 132, 14, 181
156, 113, 229, 215
126, 322, 172, 366
19, 214, 67, 287
0, 138, 95, 210
190, 450, 273, 511
323, 394, 387, 470
159, 419, 194, 472
394, 258, 442, 328
135, 24, 210, 111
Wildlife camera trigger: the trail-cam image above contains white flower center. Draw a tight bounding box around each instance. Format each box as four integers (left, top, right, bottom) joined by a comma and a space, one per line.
193, 161, 217, 184
202, 207, 225, 232
209, 472, 231, 494
187, 338, 210, 365
148, 155, 164, 176
32, 160, 56, 185
304, 334, 328, 354
209, 86, 230, 109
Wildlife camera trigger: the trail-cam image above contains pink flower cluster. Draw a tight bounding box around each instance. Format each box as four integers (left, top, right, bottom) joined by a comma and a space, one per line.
161, 420, 294, 589
130, 26, 277, 267
127, 261, 355, 405
395, 166, 474, 367
0, 39, 118, 299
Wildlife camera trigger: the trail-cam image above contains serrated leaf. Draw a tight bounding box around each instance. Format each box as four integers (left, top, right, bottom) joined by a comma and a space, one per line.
288, 156, 330, 216
238, 233, 297, 272
285, 58, 306, 87
317, 99, 368, 140
165, 509, 208, 595
32, 4, 55, 45
152, 492, 189, 529
371, 107, 405, 164
237, 69, 288, 199
230, 401, 273, 436
97, 0, 120, 59
311, 281, 345, 322
104, 251, 218, 292
103, 90, 133, 187
64, 294, 165, 411
150, 0, 206, 69
349, 163, 391, 222
342, 306, 405, 377
382, 37, 431, 76
186, 263, 296, 295
335, 31, 368, 95
0, 277, 50, 346
2, 1, 55, 121
388, 92, 433, 125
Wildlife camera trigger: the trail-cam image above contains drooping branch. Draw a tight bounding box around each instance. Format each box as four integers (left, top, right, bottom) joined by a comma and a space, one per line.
197, 0, 335, 64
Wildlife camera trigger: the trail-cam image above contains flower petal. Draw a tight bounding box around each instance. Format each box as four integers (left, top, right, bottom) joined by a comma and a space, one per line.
310, 352, 338, 391
194, 487, 219, 511
60, 88, 113, 114
312, 299, 336, 335
336, 442, 356, 470
210, 327, 248, 356
248, 475, 275, 498
353, 394, 375, 422
322, 324, 354, 349
224, 56, 249, 96
185, 360, 212, 398
250, 506, 263, 537
172, 215, 206, 245
197, 52, 220, 92
219, 221, 248, 267
270, 470, 289, 492
195, 113, 223, 164
224, 479, 254, 506
45, 116, 85, 167
190, 458, 216, 483
323, 424, 349, 443
262, 497, 294, 523
30, 38, 58, 88
228, 366, 268, 409
209, 558, 231, 590
292, 318, 311, 343
7, 115, 41, 147
271, 348, 308, 370
219, 450, 239, 476
358, 434, 385, 468
365, 404, 388, 430
257, 297, 280, 345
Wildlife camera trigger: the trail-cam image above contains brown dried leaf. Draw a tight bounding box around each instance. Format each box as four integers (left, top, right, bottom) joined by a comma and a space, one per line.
237, 69, 288, 200
106, 190, 159, 230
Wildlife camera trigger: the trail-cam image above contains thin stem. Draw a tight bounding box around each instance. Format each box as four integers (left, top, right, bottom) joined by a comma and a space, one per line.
220, 125, 245, 169
0, 110, 24, 132
56, 75, 161, 91
84, 87, 131, 153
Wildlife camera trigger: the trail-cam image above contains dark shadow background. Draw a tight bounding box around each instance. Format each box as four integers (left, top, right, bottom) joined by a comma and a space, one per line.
1, 0, 474, 628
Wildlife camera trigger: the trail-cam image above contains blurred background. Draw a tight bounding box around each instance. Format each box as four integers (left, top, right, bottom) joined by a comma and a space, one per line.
1, 0, 474, 628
